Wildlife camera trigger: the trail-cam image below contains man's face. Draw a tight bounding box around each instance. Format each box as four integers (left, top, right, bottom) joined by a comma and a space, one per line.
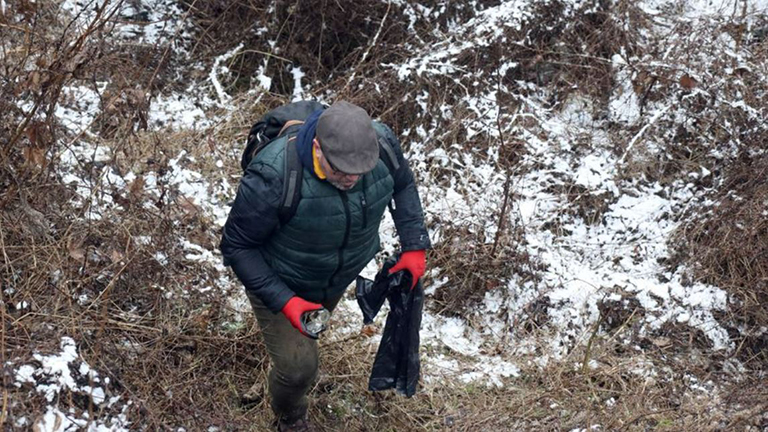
314, 139, 361, 191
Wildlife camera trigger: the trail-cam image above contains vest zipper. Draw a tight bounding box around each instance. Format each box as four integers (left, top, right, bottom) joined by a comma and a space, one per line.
361, 175, 368, 228
330, 191, 351, 288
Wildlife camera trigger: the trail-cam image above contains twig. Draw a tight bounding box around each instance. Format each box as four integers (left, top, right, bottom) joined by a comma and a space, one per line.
619, 104, 672, 164
0, 273, 6, 428
145, 0, 197, 92
620, 408, 679, 431
0, 215, 11, 428
322, 332, 364, 347
638, 76, 657, 117
237, 49, 291, 63
340, 0, 391, 95
317, 5, 325, 68
491, 91, 517, 257
1, 0, 119, 167
1, 98, 43, 167
0, 221, 10, 268
581, 312, 606, 376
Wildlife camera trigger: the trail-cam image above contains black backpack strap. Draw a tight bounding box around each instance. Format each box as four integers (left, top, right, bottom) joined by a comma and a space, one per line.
241, 129, 267, 173
375, 131, 401, 214
242, 101, 327, 173
377, 136, 400, 174
279, 137, 303, 225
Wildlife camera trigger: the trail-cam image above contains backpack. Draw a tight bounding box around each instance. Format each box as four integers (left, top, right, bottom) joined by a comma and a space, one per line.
241, 100, 400, 225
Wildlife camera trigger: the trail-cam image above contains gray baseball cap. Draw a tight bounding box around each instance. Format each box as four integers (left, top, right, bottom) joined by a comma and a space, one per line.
316, 101, 379, 175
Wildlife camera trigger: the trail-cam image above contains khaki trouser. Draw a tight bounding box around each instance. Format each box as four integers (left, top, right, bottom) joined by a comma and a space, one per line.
247, 291, 345, 422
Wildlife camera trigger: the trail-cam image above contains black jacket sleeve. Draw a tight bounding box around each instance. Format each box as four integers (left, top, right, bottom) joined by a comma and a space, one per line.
219, 161, 295, 313
378, 123, 431, 251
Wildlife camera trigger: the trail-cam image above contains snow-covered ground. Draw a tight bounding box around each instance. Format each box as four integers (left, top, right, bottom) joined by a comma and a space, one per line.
11, 338, 131, 431
7, 0, 768, 429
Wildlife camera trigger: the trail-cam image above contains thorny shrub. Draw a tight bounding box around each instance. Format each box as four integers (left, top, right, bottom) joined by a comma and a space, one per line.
178, 0, 497, 99
0, 2, 266, 427
179, 0, 412, 96
610, 10, 768, 368
407, 0, 647, 313
672, 152, 768, 367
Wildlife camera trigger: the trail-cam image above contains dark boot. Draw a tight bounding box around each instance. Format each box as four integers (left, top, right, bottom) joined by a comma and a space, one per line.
276, 417, 317, 432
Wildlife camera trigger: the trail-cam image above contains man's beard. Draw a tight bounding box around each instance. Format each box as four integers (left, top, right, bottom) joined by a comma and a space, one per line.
328, 177, 359, 191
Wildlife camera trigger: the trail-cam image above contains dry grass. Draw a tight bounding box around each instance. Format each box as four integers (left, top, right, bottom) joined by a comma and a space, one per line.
306, 323, 768, 431
607, 5, 768, 369
2, 0, 768, 430
671, 153, 768, 367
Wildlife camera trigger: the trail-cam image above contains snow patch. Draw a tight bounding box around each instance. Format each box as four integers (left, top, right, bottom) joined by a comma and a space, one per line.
11, 337, 132, 431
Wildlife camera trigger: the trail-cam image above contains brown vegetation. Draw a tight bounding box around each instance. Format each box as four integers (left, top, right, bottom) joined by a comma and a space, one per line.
672, 152, 768, 367
1, 0, 767, 430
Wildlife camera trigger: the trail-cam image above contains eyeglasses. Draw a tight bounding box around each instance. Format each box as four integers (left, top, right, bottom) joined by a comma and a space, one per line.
318, 141, 357, 178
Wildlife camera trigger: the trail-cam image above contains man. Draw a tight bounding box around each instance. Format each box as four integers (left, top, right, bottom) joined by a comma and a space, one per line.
220, 101, 430, 431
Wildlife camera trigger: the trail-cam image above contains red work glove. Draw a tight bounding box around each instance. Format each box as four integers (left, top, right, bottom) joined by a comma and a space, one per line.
281, 296, 323, 337
388, 250, 426, 290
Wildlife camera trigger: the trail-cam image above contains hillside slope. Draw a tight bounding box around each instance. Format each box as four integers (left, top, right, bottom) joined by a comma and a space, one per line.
1, 0, 766, 430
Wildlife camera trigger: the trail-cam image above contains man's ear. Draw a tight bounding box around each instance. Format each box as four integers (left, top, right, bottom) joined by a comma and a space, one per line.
312, 138, 321, 154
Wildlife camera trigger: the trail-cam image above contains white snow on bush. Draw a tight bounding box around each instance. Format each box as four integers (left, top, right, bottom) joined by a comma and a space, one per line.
149, 91, 214, 130
372, 0, 751, 381
61, 0, 189, 45
10, 337, 131, 431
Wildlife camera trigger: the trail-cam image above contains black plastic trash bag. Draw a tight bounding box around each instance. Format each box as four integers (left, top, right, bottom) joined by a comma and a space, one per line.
355, 255, 424, 397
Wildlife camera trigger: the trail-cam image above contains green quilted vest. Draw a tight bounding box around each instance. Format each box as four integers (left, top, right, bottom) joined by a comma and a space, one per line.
255, 136, 394, 303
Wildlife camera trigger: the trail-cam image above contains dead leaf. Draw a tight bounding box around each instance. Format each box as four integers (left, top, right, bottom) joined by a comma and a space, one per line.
125, 88, 146, 106
23, 146, 46, 167
129, 175, 145, 200
187, 227, 211, 247
110, 249, 124, 263
111, 191, 130, 208
68, 241, 85, 261
21, 203, 50, 238
679, 74, 697, 89
361, 324, 377, 337
32, 410, 62, 432
30, 70, 40, 89
23, 123, 48, 168
25, 124, 38, 146
193, 309, 211, 330
176, 195, 200, 217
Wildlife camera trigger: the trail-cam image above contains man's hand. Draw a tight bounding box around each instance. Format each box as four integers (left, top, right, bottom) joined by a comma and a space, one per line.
388, 250, 426, 290
281, 296, 323, 336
